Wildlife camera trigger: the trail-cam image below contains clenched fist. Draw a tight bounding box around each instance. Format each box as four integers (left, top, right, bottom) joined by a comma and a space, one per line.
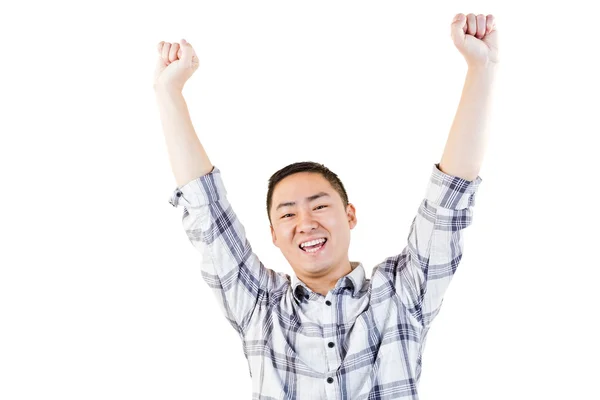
450, 13, 499, 68
154, 39, 200, 91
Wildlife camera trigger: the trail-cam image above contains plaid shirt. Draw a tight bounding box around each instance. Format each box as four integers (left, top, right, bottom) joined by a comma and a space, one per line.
169, 163, 482, 400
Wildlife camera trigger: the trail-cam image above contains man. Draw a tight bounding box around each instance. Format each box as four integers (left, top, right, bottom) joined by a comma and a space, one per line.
155, 12, 498, 399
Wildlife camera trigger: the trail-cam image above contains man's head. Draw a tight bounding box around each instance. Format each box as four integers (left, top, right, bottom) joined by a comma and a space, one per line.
267, 162, 357, 289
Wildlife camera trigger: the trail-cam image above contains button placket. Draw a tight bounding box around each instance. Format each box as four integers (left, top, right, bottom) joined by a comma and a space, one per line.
325, 300, 335, 358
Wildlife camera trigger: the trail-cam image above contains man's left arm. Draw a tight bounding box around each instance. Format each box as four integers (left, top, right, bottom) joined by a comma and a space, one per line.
395, 13, 499, 329
439, 13, 499, 180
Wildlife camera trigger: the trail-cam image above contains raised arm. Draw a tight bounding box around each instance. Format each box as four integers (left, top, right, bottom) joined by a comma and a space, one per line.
394, 14, 497, 329
154, 40, 288, 336
439, 13, 499, 181
154, 39, 213, 187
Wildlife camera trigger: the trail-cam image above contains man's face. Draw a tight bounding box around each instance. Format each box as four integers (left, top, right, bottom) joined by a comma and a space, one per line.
270, 172, 357, 278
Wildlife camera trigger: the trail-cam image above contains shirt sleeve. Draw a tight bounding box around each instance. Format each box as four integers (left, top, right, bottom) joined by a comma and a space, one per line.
168, 166, 290, 336
395, 163, 482, 329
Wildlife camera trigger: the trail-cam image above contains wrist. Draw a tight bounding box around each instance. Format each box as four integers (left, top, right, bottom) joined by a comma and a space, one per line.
467, 61, 499, 74
153, 83, 183, 96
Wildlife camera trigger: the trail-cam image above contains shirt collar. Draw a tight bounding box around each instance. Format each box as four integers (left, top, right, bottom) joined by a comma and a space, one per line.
291, 261, 365, 302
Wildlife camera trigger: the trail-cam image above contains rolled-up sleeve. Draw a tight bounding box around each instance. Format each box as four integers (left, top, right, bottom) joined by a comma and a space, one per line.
396, 163, 482, 329
169, 167, 289, 335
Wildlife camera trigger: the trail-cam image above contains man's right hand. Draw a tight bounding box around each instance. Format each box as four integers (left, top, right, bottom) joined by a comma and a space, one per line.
154, 39, 200, 92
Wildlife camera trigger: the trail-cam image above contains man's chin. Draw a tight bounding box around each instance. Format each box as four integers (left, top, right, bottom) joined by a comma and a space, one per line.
297, 259, 334, 274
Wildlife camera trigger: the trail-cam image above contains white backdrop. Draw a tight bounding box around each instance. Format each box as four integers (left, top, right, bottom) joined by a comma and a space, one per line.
1, 0, 599, 399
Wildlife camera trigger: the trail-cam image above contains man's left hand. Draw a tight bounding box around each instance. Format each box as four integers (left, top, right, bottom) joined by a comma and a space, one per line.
451, 13, 499, 68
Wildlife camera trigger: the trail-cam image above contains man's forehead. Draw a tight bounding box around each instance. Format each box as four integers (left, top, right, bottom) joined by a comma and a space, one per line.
274, 173, 331, 197
273, 174, 336, 209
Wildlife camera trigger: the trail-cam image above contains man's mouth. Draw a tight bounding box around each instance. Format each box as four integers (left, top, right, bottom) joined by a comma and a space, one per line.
299, 238, 327, 254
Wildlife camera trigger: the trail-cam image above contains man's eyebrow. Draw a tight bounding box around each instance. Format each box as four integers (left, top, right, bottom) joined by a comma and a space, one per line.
276, 192, 331, 211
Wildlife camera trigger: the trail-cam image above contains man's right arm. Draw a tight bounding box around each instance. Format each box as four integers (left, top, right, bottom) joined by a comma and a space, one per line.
156, 86, 289, 336
154, 85, 214, 188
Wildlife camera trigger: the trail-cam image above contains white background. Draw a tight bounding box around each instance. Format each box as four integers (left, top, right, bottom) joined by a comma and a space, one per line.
1, 0, 599, 399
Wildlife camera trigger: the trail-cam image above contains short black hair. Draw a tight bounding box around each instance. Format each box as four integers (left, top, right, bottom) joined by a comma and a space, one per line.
266, 161, 349, 225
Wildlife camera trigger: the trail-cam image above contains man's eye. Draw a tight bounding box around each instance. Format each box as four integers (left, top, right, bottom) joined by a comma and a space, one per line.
281, 206, 326, 219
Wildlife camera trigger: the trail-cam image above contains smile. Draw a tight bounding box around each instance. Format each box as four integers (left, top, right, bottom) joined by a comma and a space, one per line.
299, 239, 327, 254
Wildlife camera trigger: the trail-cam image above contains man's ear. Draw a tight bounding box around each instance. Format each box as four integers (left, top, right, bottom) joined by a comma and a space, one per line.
270, 225, 279, 248
347, 203, 357, 230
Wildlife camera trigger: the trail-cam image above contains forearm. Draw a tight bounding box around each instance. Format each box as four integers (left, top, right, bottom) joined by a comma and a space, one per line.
439, 65, 497, 181
154, 85, 214, 188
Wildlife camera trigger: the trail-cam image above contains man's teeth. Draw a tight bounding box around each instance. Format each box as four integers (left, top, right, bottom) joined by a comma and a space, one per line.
304, 244, 324, 253
300, 239, 326, 253
300, 238, 326, 248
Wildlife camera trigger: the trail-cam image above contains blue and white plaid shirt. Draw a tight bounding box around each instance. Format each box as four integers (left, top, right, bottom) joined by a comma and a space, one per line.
169, 163, 482, 399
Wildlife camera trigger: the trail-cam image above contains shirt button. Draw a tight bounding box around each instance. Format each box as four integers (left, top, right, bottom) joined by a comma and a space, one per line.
305, 294, 309, 299
327, 377, 334, 384
176, 192, 182, 197
328, 342, 334, 348
325, 300, 331, 306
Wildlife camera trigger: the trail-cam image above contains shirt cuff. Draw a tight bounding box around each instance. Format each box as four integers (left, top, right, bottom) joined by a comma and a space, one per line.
424, 163, 483, 210
168, 166, 227, 209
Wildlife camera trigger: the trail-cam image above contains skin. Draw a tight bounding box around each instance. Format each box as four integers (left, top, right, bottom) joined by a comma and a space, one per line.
269, 172, 357, 296
439, 13, 498, 180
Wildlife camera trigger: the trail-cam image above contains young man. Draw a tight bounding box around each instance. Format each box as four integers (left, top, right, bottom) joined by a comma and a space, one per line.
155, 12, 498, 399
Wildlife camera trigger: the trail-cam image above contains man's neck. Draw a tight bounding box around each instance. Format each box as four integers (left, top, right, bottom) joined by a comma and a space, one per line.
300, 260, 352, 296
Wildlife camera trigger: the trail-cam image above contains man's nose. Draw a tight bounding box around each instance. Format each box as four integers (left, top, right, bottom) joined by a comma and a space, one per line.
297, 211, 317, 231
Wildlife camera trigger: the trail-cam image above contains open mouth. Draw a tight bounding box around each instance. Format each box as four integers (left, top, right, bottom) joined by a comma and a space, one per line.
299, 238, 327, 254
